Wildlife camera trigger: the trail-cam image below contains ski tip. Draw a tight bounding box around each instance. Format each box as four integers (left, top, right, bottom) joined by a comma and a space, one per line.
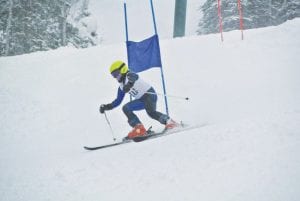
84, 146, 99, 150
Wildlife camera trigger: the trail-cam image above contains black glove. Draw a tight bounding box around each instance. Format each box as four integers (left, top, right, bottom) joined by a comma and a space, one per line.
99, 104, 113, 114
123, 82, 134, 93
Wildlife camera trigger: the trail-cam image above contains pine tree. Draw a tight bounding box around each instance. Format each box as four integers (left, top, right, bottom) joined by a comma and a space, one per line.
197, 0, 300, 35
0, 0, 97, 56
0, 0, 13, 56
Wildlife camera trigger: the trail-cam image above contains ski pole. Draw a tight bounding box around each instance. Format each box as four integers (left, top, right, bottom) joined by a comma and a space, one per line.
104, 112, 116, 141
145, 91, 189, 100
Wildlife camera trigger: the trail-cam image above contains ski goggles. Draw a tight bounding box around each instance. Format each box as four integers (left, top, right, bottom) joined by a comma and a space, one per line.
111, 70, 121, 78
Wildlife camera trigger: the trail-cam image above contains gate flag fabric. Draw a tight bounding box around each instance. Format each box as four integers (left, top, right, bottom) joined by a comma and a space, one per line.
126, 34, 162, 73
124, 1, 170, 115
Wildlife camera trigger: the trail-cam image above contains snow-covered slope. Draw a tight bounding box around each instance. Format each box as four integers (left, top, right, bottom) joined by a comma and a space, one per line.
0, 19, 300, 201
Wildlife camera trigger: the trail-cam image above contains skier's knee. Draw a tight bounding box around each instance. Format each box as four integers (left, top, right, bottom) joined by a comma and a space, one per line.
122, 104, 130, 114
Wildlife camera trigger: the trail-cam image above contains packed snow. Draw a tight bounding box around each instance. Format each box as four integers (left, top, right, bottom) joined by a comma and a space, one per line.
0, 19, 300, 201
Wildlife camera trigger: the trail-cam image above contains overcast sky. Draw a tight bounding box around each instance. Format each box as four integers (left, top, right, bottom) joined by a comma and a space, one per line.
89, 0, 205, 45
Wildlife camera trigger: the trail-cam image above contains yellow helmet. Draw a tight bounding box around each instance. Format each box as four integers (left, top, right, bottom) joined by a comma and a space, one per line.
109, 60, 128, 75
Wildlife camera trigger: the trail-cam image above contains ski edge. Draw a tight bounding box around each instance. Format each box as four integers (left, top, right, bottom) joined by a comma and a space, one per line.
84, 123, 208, 150
132, 123, 206, 142
84, 140, 131, 150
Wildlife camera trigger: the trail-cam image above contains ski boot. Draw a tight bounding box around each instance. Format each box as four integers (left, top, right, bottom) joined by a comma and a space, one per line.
127, 124, 147, 139
165, 118, 180, 130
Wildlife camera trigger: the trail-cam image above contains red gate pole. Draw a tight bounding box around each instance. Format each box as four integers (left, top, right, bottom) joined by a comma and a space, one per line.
237, 0, 244, 40
217, 0, 224, 42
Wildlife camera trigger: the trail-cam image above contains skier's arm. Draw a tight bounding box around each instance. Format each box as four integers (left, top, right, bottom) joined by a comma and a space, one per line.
123, 72, 139, 93
127, 72, 139, 82
99, 87, 125, 113
111, 87, 125, 108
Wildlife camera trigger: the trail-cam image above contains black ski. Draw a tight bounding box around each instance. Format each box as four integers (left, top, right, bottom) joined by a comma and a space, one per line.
84, 123, 206, 151
84, 139, 132, 150
83, 126, 154, 151
132, 123, 201, 142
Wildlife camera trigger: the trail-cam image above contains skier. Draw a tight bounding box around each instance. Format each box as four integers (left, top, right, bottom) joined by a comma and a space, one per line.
100, 60, 179, 139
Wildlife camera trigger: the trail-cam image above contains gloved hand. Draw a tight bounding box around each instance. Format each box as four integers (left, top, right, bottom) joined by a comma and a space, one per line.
123, 82, 134, 93
99, 104, 113, 114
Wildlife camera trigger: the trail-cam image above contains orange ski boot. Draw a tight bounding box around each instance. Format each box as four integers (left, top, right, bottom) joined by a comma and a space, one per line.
165, 118, 180, 130
127, 124, 147, 139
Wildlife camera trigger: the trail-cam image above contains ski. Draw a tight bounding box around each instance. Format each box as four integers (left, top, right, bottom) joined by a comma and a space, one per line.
132, 123, 202, 142
83, 139, 132, 150
84, 123, 207, 151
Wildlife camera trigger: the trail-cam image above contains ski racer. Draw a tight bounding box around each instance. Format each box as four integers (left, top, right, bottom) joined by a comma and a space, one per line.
100, 60, 179, 139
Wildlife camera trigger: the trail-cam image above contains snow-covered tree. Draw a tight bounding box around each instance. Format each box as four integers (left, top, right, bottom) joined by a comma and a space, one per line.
68, 0, 100, 47
197, 0, 300, 35
0, 0, 98, 56
0, 0, 13, 56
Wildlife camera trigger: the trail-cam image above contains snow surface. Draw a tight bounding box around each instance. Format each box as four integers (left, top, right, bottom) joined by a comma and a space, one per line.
0, 19, 300, 201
